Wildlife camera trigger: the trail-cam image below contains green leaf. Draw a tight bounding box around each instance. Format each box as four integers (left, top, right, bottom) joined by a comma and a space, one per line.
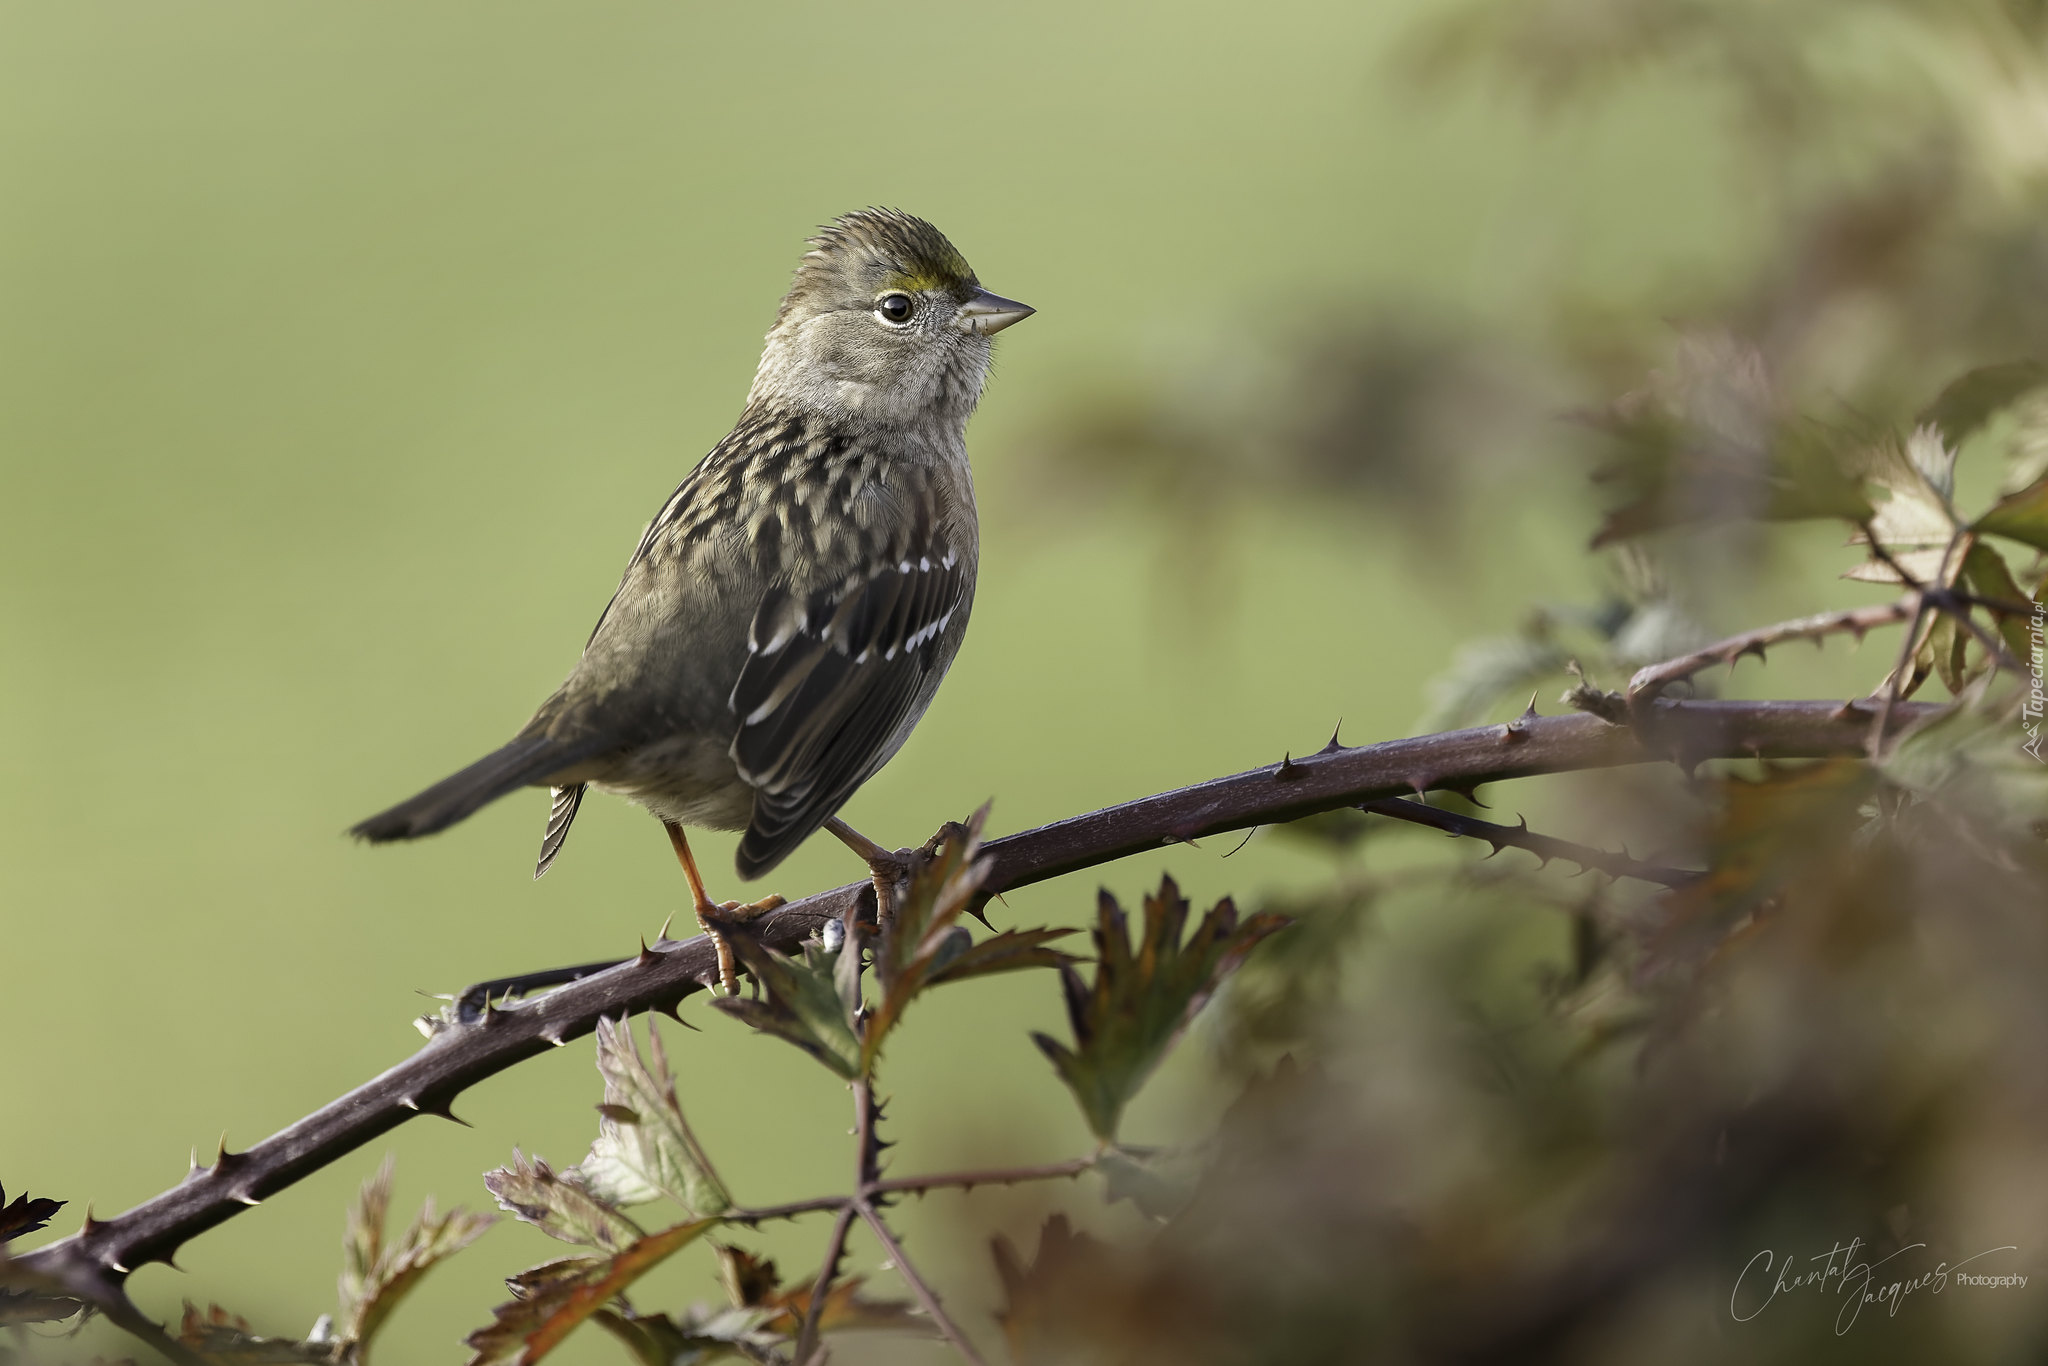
1033, 876, 1289, 1141
1916, 359, 2048, 450
338, 1156, 495, 1361
569, 1017, 729, 1218
1583, 335, 1870, 547
1976, 473, 2048, 552
1961, 542, 2035, 658
463, 1218, 719, 1366
1419, 631, 1568, 730
1095, 1147, 1199, 1221
711, 938, 864, 1080
1926, 612, 1971, 695
483, 1150, 643, 1253
926, 927, 1080, 988
860, 810, 1080, 1069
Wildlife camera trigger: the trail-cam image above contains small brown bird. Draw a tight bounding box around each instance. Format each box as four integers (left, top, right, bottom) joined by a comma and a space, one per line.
351, 209, 1032, 986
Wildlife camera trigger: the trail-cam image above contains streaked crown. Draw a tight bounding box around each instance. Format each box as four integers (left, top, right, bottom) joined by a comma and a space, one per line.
779, 208, 979, 320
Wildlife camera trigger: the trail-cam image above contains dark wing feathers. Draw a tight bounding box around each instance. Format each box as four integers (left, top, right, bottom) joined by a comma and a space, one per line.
729, 549, 968, 878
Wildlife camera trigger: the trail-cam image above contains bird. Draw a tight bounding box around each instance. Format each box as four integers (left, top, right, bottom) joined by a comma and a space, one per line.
350, 208, 1032, 990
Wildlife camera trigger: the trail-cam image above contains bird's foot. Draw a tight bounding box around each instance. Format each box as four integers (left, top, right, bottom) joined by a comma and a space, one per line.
698, 894, 787, 996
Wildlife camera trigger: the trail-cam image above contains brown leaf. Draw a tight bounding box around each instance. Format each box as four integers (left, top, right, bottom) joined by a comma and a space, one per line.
0, 1184, 64, 1245
464, 1219, 719, 1366
176, 1303, 331, 1364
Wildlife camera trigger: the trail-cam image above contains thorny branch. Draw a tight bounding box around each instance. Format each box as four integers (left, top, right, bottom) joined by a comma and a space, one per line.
1360, 797, 1702, 887
18, 698, 1930, 1305
1625, 598, 1917, 700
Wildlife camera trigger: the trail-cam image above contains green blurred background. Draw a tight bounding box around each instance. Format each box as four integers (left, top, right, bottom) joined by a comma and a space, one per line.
0, 1, 1919, 1360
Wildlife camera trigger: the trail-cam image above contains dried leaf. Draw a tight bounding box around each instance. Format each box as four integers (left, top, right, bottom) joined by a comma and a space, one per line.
1846, 427, 1961, 583
711, 938, 863, 1080
0, 1185, 63, 1246
570, 1017, 729, 1218
711, 1243, 923, 1338
484, 1150, 643, 1253
336, 1156, 494, 1360
0, 1257, 82, 1328
592, 1304, 780, 1365
991, 1215, 1125, 1364
1033, 876, 1290, 1141
463, 1219, 718, 1366
177, 1304, 331, 1364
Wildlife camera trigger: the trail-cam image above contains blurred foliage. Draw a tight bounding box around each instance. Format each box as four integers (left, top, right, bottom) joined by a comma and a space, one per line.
17, 1, 2048, 1363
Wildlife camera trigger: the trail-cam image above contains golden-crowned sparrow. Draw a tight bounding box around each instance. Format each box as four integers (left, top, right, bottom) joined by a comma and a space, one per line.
351, 209, 1031, 983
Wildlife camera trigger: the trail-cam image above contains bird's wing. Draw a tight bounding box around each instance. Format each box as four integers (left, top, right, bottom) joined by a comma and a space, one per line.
728, 544, 970, 878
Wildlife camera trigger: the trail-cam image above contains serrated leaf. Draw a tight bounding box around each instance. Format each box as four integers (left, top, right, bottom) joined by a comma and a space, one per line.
176, 1304, 332, 1364
484, 1150, 642, 1253
338, 1156, 494, 1361
860, 810, 1078, 1069
591, 1305, 780, 1366
1976, 472, 2048, 552
463, 1218, 718, 1366
0, 1258, 82, 1328
1847, 426, 1961, 583
1917, 359, 2048, 450
926, 927, 1079, 987
1033, 876, 1289, 1141
1583, 335, 1870, 547
711, 938, 863, 1080
861, 810, 993, 1067
569, 1017, 729, 1218
710, 1244, 923, 1339
0, 1185, 63, 1246
991, 1215, 1122, 1363
1962, 541, 2036, 659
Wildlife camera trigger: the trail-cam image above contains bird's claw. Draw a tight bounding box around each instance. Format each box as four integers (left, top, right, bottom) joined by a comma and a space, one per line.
697, 894, 787, 995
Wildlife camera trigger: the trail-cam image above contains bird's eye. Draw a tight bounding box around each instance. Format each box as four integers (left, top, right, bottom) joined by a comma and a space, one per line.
876, 293, 914, 324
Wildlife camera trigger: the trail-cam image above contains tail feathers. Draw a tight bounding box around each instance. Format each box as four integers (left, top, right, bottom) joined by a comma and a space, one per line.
351, 735, 588, 844
534, 784, 586, 879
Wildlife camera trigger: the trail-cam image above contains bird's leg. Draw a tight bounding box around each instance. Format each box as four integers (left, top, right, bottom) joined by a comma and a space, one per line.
823, 816, 915, 936
663, 821, 784, 996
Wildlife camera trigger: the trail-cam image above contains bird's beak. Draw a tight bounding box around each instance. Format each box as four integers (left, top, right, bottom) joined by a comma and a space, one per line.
954, 288, 1034, 335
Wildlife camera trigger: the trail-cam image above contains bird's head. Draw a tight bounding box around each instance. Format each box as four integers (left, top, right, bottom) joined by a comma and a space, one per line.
749, 208, 1033, 428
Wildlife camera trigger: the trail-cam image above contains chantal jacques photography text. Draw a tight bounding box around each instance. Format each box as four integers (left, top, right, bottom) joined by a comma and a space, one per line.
1732, 1239, 2028, 1334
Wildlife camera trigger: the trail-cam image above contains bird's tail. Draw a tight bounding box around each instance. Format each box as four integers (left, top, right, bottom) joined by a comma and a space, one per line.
349, 734, 592, 844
